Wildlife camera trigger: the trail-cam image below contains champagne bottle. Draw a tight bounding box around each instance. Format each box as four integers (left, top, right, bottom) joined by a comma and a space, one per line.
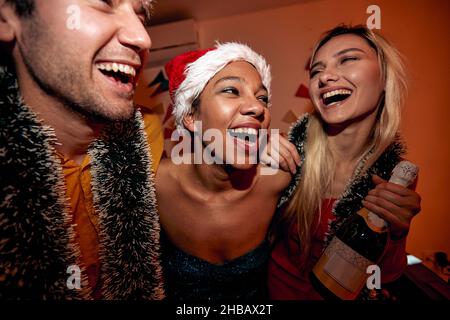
311, 160, 418, 300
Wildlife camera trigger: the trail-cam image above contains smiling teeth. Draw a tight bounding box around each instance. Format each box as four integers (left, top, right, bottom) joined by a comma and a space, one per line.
228, 127, 258, 144
96, 62, 136, 77
228, 128, 258, 135
322, 89, 352, 99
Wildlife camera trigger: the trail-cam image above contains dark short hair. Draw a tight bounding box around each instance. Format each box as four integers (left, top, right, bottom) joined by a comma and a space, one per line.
6, 0, 35, 17
1, 1, 34, 68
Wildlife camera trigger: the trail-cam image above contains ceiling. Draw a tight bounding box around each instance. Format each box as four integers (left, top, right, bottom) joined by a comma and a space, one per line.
149, 0, 315, 26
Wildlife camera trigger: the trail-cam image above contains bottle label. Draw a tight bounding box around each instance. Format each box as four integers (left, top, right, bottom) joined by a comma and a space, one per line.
357, 208, 387, 233
312, 237, 374, 300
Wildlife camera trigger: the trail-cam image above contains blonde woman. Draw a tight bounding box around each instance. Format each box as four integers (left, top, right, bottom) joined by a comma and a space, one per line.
268, 25, 421, 299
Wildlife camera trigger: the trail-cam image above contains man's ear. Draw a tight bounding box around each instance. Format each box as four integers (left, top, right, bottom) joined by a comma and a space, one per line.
0, 1, 19, 42
182, 113, 196, 133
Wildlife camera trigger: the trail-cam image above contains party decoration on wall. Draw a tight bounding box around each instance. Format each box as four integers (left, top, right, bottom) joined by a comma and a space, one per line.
295, 84, 310, 99
295, 56, 311, 100
282, 109, 299, 124
283, 56, 312, 125
305, 57, 311, 72
134, 67, 177, 157
148, 70, 170, 98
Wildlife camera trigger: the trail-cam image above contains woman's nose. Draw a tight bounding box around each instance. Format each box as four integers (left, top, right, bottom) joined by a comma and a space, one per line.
240, 96, 265, 119
318, 68, 339, 88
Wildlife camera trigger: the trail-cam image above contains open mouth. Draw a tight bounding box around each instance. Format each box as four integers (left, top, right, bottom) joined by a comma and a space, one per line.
321, 89, 352, 107
95, 62, 137, 88
227, 127, 258, 145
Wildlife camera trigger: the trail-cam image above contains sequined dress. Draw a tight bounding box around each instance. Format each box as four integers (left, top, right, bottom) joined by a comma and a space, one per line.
161, 232, 270, 301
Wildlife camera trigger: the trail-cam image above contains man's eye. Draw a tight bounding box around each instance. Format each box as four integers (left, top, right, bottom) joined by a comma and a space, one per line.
138, 15, 151, 28
93, 0, 113, 11
99, 0, 113, 7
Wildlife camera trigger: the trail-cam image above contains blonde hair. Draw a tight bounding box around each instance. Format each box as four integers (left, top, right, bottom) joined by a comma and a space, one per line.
282, 25, 408, 266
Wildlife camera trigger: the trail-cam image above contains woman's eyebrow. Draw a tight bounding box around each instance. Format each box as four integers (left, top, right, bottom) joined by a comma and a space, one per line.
310, 61, 325, 71
214, 76, 267, 92
214, 76, 242, 86
258, 85, 268, 93
311, 47, 366, 71
333, 47, 366, 57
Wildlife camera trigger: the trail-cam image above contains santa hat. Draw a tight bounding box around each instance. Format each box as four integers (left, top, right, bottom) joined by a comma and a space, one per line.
165, 42, 272, 127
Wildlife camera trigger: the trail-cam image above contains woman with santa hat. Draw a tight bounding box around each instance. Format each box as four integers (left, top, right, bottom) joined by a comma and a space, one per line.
156, 42, 300, 300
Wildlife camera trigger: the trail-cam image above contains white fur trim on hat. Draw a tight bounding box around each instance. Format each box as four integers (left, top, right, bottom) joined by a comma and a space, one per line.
173, 42, 272, 127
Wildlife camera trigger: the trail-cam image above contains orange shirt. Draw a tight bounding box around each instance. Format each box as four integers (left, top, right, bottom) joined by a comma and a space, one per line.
59, 154, 103, 298
142, 111, 164, 169
58, 115, 163, 299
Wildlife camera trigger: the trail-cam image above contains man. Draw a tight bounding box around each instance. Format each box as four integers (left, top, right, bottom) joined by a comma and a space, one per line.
0, 0, 164, 299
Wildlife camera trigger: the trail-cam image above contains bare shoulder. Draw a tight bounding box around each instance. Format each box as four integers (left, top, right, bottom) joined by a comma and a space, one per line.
257, 165, 292, 195
156, 158, 170, 178
156, 158, 177, 193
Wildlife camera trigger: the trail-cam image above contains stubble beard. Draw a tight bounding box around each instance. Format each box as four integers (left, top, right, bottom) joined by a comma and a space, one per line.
18, 14, 135, 125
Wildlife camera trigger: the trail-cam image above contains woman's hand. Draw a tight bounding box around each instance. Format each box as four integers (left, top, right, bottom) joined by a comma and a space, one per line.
260, 131, 301, 174
362, 175, 421, 240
